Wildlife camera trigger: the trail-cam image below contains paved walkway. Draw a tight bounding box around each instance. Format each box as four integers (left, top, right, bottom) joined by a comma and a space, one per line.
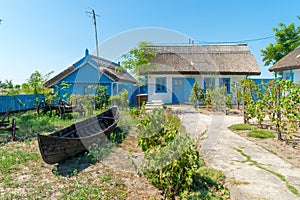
174, 105, 300, 200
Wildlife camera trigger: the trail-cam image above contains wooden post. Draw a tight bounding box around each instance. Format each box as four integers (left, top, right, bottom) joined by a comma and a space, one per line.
276, 84, 282, 140
236, 82, 240, 110
243, 85, 247, 124
11, 118, 16, 141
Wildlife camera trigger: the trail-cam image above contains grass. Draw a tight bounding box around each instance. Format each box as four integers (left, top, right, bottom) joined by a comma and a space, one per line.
0, 111, 76, 143
228, 123, 256, 131
229, 178, 250, 185
0, 144, 39, 174
0, 138, 129, 200
182, 167, 230, 199
247, 129, 276, 139
0, 108, 232, 199
0, 109, 132, 199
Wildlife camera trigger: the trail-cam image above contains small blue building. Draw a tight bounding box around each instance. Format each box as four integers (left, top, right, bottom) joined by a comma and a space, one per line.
44, 49, 136, 101
269, 46, 300, 83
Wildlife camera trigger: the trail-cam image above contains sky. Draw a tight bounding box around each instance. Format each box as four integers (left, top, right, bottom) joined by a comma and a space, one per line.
0, 0, 299, 85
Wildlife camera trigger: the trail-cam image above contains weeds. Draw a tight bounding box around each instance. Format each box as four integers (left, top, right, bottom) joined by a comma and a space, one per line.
235, 148, 299, 197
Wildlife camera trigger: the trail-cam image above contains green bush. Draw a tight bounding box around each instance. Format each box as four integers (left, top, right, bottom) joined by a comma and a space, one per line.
109, 89, 129, 109
189, 82, 205, 107
136, 108, 228, 199
94, 85, 109, 109
142, 134, 203, 199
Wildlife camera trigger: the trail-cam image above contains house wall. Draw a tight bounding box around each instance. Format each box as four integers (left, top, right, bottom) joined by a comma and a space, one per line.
282, 70, 290, 80
279, 69, 300, 84
293, 69, 300, 84
148, 74, 245, 104
53, 62, 135, 102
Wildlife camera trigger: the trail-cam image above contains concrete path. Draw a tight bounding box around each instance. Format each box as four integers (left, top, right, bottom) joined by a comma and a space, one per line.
174, 105, 300, 200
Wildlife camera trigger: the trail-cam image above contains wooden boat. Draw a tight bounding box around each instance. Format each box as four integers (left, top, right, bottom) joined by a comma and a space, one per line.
37, 106, 119, 164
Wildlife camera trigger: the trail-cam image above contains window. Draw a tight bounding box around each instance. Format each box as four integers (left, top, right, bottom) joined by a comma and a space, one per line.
219, 78, 230, 94
156, 77, 167, 93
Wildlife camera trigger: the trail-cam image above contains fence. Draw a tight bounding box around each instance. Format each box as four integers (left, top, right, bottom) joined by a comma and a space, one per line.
0, 94, 44, 113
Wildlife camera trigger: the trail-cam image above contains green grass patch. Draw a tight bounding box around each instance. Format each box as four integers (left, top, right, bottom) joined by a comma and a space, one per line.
229, 178, 250, 185
247, 129, 276, 139
287, 184, 299, 196
0, 146, 39, 173
228, 123, 256, 131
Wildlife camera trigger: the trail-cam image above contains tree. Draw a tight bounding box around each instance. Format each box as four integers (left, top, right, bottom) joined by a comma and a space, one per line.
26, 71, 53, 105
261, 16, 300, 66
121, 41, 157, 86
4, 80, 13, 89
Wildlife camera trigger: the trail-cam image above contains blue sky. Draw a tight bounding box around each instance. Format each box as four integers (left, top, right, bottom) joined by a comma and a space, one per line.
0, 0, 299, 84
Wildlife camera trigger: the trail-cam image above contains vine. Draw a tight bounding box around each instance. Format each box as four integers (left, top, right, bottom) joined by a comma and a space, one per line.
239, 78, 300, 144
136, 108, 228, 199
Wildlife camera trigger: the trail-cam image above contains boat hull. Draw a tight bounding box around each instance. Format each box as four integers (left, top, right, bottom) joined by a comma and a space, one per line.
37, 106, 119, 164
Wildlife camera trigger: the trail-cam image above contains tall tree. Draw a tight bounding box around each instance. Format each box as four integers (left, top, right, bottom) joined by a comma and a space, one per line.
121, 41, 157, 86
261, 16, 300, 66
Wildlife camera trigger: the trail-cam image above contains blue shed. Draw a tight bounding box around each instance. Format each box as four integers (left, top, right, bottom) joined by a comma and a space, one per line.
43, 49, 136, 102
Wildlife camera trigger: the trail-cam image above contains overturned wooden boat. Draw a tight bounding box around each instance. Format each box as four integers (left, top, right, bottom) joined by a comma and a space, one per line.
37, 106, 119, 164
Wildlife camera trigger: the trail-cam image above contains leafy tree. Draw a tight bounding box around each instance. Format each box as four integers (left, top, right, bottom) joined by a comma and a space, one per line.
121, 41, 157, 86
26, 71, 53, 105
4, 80, 13, 89
261, 16, 300, 66
0, 80, 21, 95
0, 80, 5, 88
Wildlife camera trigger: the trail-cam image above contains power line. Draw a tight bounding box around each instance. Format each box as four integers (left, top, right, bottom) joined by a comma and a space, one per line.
196, 35, 274, 44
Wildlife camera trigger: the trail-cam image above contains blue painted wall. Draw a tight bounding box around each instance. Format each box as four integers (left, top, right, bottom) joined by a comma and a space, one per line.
51, 58, 137, 103
0, 94, 44, 113
100, 73, 114, 83
172, 77, 195, 103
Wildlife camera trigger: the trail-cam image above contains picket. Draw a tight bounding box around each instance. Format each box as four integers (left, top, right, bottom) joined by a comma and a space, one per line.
0, 94, 44, 113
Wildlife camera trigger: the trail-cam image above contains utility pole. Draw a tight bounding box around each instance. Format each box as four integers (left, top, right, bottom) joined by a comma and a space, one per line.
86, 9, 101, 89
86, 9, 100, 58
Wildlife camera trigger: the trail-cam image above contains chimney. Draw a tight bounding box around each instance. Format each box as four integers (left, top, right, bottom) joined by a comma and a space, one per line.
85, 48, 89, 57
188, 38, 191, 44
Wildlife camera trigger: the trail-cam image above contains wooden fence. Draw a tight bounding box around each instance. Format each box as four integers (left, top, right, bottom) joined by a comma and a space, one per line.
0, 94, 44, 113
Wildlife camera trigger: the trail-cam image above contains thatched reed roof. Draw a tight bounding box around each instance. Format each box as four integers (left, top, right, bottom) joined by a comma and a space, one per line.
148, 44, 260, 75
44, 65, 75, 88
44, 55, 135, 88
91, 56, 136, 83
269, 46, 300, 72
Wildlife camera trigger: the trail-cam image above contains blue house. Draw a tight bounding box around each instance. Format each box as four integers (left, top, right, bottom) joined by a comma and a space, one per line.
44, 49, 136, 101
269, 46, 300, 83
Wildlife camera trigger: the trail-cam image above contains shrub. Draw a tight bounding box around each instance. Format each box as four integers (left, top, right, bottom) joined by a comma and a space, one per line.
109, 89, 129, 109
136, 108, 227, 199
